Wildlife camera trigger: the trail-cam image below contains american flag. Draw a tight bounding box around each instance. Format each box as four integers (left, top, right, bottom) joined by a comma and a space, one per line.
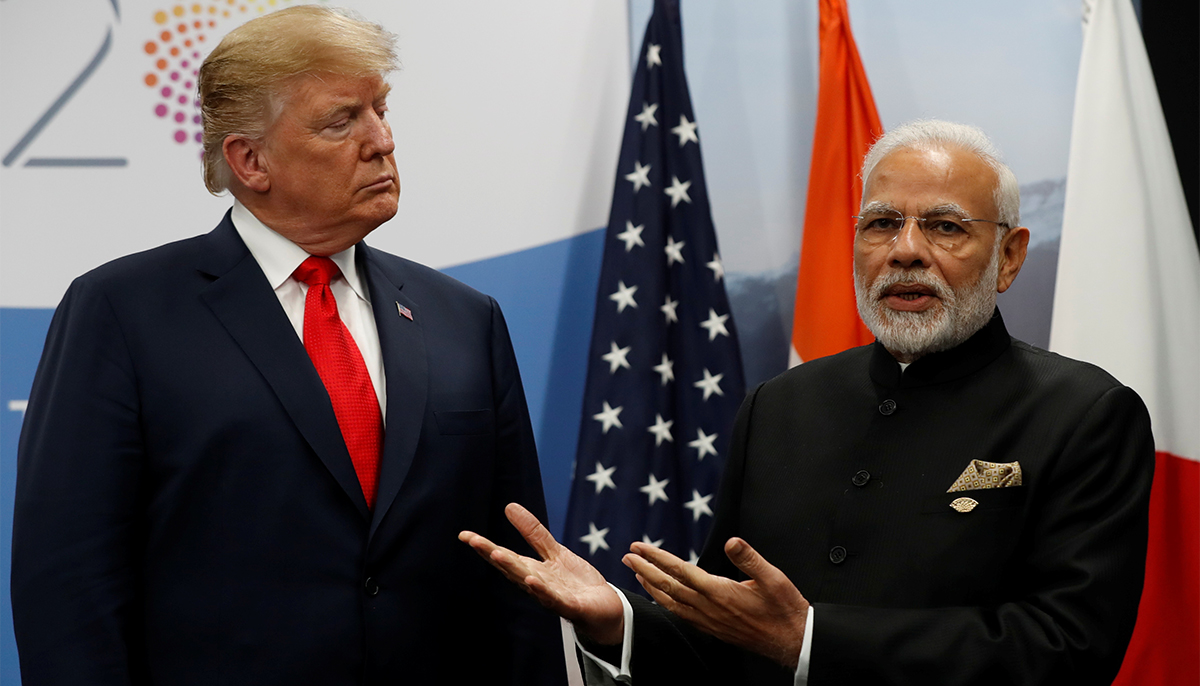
563, 0, 746, 592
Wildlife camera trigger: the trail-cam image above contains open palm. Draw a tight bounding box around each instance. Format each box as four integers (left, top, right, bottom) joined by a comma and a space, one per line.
460, 502, 625, 644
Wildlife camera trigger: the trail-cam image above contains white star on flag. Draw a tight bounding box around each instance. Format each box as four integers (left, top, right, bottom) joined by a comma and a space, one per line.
564, 0, 747, 590
647, 413, 675, 446
664, 176, 692, 208
592, 401, 624, 433
634, 102, 659, 131
699, 308, 730, 341
609, 280, 639, 313
693, 368, 725, 400
684, 490, 714, 522
687, 428, 718, 460
639, 473, 670, 505
664, 236, 686, 266
688, 550, 700, 565
661, 295, 679, 324
625, 161, 651, 193
585, 461, 617, 494
581, 523, 611, 555
653, 352, 675, 385
646, 43, 662, 68
616, 221, 645, 251
706, 253, 724, 281
602, 341, 632, 373
671, 114, 699, 146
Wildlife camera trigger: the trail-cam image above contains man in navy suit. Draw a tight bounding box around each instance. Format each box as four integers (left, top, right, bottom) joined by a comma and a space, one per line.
11, 6, 564, 684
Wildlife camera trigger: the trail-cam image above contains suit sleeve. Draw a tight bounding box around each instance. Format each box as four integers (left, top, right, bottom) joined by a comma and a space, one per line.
11, 278, 148, 685
483, 296, 569, 686
809, 385, 1155, 685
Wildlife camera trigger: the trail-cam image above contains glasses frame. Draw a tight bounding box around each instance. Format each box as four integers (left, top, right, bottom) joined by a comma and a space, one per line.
851, 211, 1010, 250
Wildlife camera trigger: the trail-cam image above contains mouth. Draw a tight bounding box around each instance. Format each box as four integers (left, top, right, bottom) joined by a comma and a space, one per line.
362, 174, 396, 192
880, 283, 940, 311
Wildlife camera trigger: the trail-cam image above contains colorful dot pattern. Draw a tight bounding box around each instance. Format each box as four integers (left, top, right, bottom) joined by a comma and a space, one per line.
143, 0, 309, 155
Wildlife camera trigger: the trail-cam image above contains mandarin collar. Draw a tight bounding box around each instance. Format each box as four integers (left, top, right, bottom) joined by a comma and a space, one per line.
868, 309, 1012, 390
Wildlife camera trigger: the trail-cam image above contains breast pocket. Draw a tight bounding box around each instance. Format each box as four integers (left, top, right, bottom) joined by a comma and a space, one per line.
434, 409, 495, 436
919, 486, 1028, 514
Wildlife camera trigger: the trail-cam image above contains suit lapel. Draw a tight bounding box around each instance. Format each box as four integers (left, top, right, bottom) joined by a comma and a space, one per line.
359, 245, 428, 539
197, 217, 372, 521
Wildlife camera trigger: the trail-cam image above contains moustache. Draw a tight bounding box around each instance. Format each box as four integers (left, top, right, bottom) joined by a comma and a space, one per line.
869, 269, 951, 302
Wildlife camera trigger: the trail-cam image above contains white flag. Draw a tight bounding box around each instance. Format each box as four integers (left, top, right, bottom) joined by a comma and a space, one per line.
1050, 0, 1200, 682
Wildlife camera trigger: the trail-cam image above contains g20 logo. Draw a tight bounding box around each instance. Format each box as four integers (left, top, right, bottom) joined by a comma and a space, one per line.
2, 0, 306, 168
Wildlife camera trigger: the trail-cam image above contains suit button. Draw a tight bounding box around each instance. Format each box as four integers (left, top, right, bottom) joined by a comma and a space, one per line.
852, 470, 870, 487
879, 399, 897, 415
363, 577, 379, 596
829, 546, 847, 564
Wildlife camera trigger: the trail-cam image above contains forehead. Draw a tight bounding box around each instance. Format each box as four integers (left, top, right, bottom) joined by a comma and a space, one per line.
863, 146, 998, 216
281, 72, 389, 115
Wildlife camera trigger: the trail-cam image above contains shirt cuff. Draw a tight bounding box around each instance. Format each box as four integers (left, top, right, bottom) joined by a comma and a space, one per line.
794, 604, 814, 685
571, 583, 634, 681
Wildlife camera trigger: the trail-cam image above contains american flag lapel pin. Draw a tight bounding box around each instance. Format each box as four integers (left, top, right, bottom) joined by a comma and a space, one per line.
396, 302, 413, 321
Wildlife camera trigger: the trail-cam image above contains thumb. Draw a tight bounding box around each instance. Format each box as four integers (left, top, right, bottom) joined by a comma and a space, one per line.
725, 537, 782, 585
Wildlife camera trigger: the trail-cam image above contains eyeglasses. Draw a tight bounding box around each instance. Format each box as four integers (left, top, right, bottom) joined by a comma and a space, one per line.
852, 210, 1008, 251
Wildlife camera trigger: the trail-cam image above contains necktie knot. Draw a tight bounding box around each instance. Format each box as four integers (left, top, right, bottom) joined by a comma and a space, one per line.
293, 256, 342, 287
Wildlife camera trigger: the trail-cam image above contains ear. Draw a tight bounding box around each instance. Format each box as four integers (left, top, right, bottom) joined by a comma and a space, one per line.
995, 226, 1030, 293
222, 135, 270, 193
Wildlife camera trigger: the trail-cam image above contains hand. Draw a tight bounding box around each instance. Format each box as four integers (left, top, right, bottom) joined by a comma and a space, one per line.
623, 537, 809, 670
459, 503, 625, 644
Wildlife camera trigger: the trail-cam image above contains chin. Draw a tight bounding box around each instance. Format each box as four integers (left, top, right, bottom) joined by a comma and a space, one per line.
358, 195, 399, 228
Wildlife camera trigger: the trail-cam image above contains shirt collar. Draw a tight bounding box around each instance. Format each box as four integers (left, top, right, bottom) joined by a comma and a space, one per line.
230, 200, 369, 302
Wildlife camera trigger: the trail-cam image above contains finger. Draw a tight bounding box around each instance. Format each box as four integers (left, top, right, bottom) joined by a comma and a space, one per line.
504, 502, 561, 560
629, 541, 724, 602
628, 541, 696, 584
623, 553, 705, 608
634, 573, 718, 636
460, 530, 539, 584
459, 530, 501, 560
724, 537, 790, 590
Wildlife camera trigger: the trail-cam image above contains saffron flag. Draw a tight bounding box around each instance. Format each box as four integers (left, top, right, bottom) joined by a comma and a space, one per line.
562, 0, 746, 592
1049, 0, 1200, 683
789, 0, 883, 366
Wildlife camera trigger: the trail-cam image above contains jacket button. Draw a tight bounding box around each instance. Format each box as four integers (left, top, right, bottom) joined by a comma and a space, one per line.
363, 577, 379, 596
879, 399, 897, 415
829, 546, 847, 564
852, 470, 870, 487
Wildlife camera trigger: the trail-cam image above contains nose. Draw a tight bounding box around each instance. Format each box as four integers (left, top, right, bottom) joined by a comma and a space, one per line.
887, 216, 932, 268
361, 110, 394, 160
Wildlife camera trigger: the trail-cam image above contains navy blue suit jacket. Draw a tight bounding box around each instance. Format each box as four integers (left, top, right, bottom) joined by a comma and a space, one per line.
12, 214, 565, 685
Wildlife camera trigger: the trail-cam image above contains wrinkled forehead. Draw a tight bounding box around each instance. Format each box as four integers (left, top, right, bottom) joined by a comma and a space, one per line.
269, 71, 390, 121
863, 145, 999, 217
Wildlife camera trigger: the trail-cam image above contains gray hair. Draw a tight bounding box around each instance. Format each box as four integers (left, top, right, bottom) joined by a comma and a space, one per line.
860, 120, 1021, 229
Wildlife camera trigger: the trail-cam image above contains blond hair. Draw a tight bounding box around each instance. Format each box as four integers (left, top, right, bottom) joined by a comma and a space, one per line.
198, 5, 398, 194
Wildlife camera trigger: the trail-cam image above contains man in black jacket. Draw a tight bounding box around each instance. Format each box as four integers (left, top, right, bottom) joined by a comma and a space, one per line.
462, 120, 1154, 685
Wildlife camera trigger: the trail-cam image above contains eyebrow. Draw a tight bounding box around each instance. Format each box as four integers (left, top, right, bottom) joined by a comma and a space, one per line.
922, 203, 970, 217
317, 84, 392, 123
860, 200, 898, 215
859, 201, 971, 217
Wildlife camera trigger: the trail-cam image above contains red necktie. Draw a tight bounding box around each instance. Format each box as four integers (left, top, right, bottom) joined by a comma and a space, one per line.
293, 256, 382, 509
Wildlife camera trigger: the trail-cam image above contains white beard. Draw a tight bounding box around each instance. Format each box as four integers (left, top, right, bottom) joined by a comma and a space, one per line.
854, 246, 1000, 360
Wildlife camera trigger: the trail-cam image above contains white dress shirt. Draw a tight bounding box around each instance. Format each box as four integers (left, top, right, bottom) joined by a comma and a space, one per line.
230, 201, 387, 420
571, 589, 814, 684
